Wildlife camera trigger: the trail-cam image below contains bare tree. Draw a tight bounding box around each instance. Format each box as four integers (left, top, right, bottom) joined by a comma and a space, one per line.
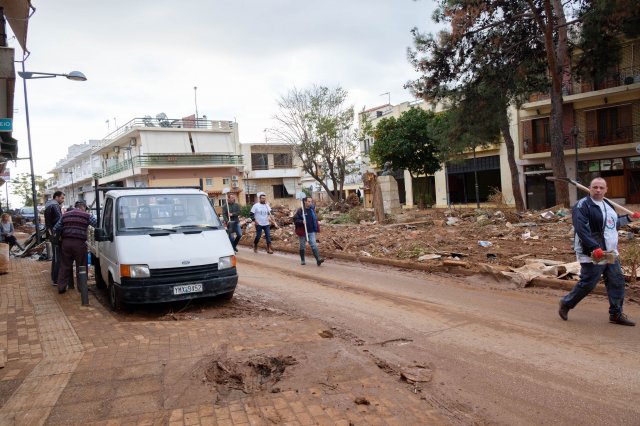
271, 86, 358, 202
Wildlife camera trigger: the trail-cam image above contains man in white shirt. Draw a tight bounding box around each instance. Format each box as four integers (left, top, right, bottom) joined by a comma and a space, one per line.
250, 192, 277, 254
559, 177, 640, 326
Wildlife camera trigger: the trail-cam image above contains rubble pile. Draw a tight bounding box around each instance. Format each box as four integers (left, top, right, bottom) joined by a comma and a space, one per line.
242, 204, 640, 289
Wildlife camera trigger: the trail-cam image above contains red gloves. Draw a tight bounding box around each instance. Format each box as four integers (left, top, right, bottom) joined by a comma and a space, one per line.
631, 212, 640, 219
592, 248, 604, 260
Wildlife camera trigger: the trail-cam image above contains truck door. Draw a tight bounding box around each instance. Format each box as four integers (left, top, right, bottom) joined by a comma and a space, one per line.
99, 197, 117, 282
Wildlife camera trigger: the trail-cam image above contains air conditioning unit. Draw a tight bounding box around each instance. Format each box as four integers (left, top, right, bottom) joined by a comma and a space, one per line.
231, 175, 239, 181
231, 182, 239, 188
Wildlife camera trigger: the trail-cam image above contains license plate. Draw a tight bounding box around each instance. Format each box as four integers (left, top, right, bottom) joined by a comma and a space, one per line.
173, 283, 203, 295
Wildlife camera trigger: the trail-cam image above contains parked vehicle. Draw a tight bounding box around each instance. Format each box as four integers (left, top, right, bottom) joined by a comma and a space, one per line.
88, 187, 238, 310
19, 207, 36, 221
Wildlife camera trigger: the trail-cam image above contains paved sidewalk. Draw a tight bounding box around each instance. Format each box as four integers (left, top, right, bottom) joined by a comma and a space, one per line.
0, 258, 447, 425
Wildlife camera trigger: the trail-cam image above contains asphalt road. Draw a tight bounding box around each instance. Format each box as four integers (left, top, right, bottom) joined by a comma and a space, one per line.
236, 248, 640, 425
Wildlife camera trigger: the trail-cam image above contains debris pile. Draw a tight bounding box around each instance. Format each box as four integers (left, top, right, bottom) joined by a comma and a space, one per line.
242, 204, 640, 289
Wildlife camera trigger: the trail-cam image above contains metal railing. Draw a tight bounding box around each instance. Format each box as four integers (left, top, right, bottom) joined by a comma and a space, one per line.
93, 153, 244, 179
95, 117, 235, 150
528, 65, 640, 102
523, 124, 639, 154
251, 163, 294, 170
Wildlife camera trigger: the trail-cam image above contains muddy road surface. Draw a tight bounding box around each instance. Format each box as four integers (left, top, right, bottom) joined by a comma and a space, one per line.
232, 248, 640, 425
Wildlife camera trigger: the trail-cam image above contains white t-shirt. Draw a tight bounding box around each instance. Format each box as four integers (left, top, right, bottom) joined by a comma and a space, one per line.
251, 202, 272, 226
576, 198, 619, 263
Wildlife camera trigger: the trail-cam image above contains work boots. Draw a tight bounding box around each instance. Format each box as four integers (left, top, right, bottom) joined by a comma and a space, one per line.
253, 242, 258, 253
312, 247, 324, 266
610, 313, 635, 326
300, 250, 306, 265
266, 244, 274, 254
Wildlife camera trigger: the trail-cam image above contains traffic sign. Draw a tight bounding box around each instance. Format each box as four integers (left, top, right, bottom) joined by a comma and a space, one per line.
0, 118, 12, 132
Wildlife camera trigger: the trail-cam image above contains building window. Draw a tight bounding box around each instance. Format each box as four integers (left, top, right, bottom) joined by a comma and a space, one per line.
273, 153, 292, 168
222, 178, 230, 185
251, 153, 268, 170
522, 118, 550, 154
585, 105, 632, 147
205, 178, 213, 186
364, 137, 373, 154
273, 184, 293, 198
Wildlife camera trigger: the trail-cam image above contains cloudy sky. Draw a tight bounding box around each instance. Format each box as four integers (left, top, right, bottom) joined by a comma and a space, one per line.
7, 0, 440, 204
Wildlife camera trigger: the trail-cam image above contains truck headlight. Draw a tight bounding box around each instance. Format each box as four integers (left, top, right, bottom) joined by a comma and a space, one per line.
218, 255, 236, 270
120, 264, 150, 278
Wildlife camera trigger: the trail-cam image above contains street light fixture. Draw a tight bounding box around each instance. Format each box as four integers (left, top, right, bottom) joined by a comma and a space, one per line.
18, 66, 87, 244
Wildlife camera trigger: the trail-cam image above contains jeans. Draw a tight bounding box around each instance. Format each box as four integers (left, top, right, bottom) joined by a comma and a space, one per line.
227, 221, 242, 248
254, 224, 271, 245
561, 259, 625, 315
298, 232, 318, 251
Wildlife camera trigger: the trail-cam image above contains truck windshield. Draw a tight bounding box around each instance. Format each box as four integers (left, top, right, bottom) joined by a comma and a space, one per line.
115, 194, 221, 232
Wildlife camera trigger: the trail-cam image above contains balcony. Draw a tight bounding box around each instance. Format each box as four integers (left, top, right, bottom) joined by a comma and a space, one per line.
93, 153, 244, 179
527, 65, 640, 103
94, 117, 235, 151
523, 124, 639, 155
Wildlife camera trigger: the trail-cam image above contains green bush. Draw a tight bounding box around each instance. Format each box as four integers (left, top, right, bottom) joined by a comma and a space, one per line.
240, 204, 252, 217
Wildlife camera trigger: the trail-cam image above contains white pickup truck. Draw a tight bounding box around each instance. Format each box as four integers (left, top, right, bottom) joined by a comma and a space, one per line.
88, 187, 238, 310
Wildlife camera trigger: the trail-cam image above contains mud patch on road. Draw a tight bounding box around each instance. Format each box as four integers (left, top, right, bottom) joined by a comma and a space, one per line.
91, 286, 288, 322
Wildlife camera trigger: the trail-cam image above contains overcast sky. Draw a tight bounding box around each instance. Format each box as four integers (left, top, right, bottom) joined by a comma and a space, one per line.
6, 0, 440, 205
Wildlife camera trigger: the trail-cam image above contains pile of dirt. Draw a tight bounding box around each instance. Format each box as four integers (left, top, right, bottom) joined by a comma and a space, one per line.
241, 204, 640, 286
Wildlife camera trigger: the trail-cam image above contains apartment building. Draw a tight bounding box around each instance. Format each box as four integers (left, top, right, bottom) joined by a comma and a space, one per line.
47, 141, 102, 207
241, 143, 303, 209
518, 39, 640, 209
90, 115, 244, 207
359, 100, 515, 208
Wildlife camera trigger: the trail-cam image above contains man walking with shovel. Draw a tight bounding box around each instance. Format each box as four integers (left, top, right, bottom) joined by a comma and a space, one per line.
559, 177, 640, 326
293, 195, 324, 266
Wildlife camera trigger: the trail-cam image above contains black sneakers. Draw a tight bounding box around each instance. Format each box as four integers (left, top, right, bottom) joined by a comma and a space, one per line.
609, 313, 635, 326
558, 301, 569, 321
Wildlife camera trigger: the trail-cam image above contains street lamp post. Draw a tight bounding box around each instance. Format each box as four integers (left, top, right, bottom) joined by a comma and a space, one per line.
571, 125, 580, 199
18, 66, 87, 244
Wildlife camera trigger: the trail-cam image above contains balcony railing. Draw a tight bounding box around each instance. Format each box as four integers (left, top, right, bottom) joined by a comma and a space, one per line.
251, 163, 294, 170
95, 117, 235, 150
528, 65, 640, 102
93, 153, 244, 179
523, 124, 639, 154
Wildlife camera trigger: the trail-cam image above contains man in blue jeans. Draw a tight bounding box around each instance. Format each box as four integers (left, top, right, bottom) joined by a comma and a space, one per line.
250, 192, 278, 254
222, 194, 242, 252
293, 197, 324, 266
559, 177, 640, 326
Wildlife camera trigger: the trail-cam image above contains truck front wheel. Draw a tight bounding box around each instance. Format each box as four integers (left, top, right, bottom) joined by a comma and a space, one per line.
94, 256, 106, 289
108, 275, 122, 311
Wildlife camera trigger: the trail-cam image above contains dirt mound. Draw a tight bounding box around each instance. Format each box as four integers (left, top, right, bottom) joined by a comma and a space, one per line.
204, 353, 297, 396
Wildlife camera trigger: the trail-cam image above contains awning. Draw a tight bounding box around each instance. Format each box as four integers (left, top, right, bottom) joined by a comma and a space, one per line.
0, 133, 17, 161
2, 0, 33, 53
282, 178, 297, 195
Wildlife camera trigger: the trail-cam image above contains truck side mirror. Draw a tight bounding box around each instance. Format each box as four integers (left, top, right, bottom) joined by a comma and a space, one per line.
94, 228, 111, 242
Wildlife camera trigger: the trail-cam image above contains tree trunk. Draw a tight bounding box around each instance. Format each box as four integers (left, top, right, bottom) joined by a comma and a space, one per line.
499, 111, 525, 211
533, 0, 570, 207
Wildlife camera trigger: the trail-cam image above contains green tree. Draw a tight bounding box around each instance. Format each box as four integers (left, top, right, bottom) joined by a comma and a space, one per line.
271, 85, 359, 202
409, 0, 638, 207
369, 107, 443, 203
12, 173, 45, 207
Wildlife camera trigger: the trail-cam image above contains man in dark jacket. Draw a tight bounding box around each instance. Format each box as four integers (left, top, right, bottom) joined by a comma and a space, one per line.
559, 177, 640, 326
293, 197, 324, 266
222, 194, 242, 252
44, 191, 65, 284
53, 200, 97, 294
